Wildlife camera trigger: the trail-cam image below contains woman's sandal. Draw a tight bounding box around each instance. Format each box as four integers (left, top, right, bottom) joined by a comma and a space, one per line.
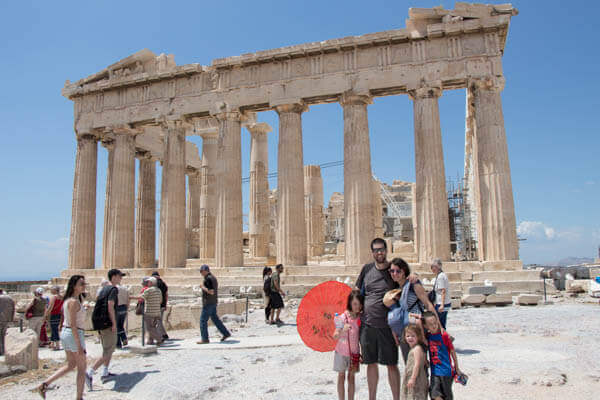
32, 382, 48, 399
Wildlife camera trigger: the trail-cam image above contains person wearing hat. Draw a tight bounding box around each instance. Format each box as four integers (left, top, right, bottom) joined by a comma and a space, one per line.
86, 268, 125, 389
151, 271, 169, 340
197, 265, 231, 344
26, 287, 47, 338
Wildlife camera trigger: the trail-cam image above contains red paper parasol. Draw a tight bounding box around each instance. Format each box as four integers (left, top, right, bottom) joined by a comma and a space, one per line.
296, 281, 353, 352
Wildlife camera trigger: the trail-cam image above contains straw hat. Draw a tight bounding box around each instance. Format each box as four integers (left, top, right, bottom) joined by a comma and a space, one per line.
383, 288, 402, 308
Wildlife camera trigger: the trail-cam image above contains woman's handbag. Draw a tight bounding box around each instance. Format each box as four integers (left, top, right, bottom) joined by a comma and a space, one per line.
135, 300, 144, 316
345, 313, 361, 373
427, 276, 438, 304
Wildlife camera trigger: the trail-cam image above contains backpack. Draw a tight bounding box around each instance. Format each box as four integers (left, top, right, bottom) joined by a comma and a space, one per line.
387, 281, 421, 336
92, 287, 116, 331
263, 277, 272, 294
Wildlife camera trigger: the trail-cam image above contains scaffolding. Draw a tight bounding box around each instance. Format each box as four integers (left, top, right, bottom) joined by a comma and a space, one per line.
447, 176, 477, 260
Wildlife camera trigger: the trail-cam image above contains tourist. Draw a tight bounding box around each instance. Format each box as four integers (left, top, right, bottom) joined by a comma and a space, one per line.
116, 283, 130, 348
422, 312, 463, 400
332, 291, 363, 400
86, 269, 124, 389
262, 266, 272, 324
35, 275, 88, 400
197, 264, 231, 344
354, 238, 401, 400
96, 279, 110, 298
151, 271, 169, 340
135, 277, 164, 345
44, 286, 64, 351
430, 259, 451, 330
399, 324, 428, 400
269, 264, 285, 325
26, 287, 46, 338
387, 257, 440, 363
0, 289, 15, 356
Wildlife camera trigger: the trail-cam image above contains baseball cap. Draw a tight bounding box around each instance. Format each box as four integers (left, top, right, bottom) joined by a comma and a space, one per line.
151, 271, 160, 277
108, 269, 127, 280
199, 264, 210, 272
35, 287, 44, 295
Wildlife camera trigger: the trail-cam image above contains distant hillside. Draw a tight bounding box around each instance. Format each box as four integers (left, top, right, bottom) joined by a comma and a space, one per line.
554, 256, 595, 266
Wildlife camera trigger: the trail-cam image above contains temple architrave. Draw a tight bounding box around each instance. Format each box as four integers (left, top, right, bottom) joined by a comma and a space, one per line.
62, 3, 521, 284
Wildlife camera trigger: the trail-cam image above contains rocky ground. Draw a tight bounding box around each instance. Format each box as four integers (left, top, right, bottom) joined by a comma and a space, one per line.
1, 298, 599, 399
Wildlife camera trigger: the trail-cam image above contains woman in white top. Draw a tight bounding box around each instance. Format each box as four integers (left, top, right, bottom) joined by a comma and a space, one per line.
430, 258, 451, 330
35, 275, 88, 400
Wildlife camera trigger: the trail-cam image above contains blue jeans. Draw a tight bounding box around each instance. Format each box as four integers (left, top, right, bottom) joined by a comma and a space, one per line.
49, 314, 61, 342
435, 304, 450, 330
200, 303, 230, 342
116, 305, 128, 347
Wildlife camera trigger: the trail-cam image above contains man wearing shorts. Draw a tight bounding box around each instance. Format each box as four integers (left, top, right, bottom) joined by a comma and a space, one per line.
86, 269, 124, 388
355, 238, 400, 400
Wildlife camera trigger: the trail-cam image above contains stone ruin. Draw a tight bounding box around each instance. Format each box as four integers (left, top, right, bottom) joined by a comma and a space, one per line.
51, 3, 552, 306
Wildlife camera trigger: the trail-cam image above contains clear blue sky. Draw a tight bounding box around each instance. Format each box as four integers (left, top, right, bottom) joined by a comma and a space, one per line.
1, 1, 598, 280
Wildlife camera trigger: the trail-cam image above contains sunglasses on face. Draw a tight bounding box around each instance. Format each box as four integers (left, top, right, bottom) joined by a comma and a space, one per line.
390, 269, 401, 274
372, 248, 386, 253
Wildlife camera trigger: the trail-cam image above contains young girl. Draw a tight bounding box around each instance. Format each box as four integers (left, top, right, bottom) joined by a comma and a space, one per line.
332, 291, 363, 400
400, 323, 429, 400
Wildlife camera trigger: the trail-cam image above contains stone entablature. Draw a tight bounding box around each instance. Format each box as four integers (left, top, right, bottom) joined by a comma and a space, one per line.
63, 3, 517, 135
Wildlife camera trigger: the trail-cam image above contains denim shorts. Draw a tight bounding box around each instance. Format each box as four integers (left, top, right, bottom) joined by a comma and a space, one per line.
60, 327, 86, 353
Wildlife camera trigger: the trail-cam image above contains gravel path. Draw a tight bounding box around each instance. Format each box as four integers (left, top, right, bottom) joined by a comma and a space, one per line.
1, 301, 599, 399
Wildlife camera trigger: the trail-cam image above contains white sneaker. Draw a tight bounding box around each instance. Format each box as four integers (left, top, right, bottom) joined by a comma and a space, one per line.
85, 372, 93, 391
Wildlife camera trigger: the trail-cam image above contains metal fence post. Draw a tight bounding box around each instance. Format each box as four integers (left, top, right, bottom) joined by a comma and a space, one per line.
245, 296, 249, 323
141, 310, 145, 347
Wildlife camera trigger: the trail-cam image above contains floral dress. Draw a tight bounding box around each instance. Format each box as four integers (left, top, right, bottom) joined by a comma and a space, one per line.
400, 346, 429, 400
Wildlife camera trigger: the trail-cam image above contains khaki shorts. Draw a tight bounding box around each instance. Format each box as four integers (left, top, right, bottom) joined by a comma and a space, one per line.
98, 327, 117, 358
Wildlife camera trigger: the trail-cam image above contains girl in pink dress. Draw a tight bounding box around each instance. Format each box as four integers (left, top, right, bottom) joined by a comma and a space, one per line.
332, 291, 364, 400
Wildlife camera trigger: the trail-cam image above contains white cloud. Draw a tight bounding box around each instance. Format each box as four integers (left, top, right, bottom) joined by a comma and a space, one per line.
585, 180, 595, 185
517, 221, 557, 240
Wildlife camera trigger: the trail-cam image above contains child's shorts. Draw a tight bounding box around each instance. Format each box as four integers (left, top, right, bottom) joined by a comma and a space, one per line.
60, 327, 86, 353
333, 351, 357, 373
430, 375, 453, 400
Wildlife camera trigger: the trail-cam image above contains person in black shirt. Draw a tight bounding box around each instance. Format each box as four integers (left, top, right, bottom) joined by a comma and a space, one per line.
151, 271, 169, 340
197, 265, 231, 344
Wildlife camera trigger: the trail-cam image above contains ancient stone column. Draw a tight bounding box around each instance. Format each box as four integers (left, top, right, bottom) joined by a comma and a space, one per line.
68, 134, 98, 269
135, 152, 156, 268
159, 120, 187, 268
214, 112, 244, 268
410, 84, 451, 262
372, 178, 384, 239
340, 94, 374, 266
186, 167, 201, 259
247, 122, 272, 258
102, 131, 137, 268
464, 88, 479, 260
276, 103, 307, 266
304, 165, 324, 257
101, 140, 114, 268
198, 130, 218, 259
470, 76, 518, 261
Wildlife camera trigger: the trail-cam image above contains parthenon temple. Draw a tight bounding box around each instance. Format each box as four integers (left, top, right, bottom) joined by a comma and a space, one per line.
61, 3, 525, 293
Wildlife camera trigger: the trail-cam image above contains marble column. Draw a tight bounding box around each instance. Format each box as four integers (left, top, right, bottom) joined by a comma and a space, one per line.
410, 84, 451, 262
198, 130, 218, 259
276, 103, 307, 266
372, 178, 384, 239
101, 139, 114, 268
247, 122, 272, 258
159, 120, 187, 268
340, 94, 374, 266
68, 134, 98, 269
304, 165, 324, 257
186, 167, 201, 259
135, 152, 156, 268
215, 112, 244, 268
464, 88, 480, 260
102, 132, 136, 268
470, 76, 518, 261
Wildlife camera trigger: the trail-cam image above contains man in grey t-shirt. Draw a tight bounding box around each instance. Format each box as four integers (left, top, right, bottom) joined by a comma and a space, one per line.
355, 238, 400, 400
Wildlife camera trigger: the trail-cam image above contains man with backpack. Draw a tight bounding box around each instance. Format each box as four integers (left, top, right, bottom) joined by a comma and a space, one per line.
86, 269, 125, 389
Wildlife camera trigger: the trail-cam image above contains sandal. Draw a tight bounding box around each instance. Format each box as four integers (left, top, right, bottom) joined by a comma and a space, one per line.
33, 382, 48, 399
275, 319, 284, 324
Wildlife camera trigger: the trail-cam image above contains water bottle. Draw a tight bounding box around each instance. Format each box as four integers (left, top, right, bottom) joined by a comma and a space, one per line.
334, 313, 344, 329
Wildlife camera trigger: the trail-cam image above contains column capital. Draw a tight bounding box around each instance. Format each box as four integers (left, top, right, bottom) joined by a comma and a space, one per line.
75, 129, 100, 141
246, 122, 272, 136
154, 116, 192, 132
135, 149, 154, 161
339, 92, 372, 106
107, 124, 143, 137
186, 166, 200, 176
274, 102, 308, 114
408, 82, 442, 100
469, 75, 505, 93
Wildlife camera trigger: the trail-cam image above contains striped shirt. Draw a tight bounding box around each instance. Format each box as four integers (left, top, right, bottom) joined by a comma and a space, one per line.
142, 287, 163, 317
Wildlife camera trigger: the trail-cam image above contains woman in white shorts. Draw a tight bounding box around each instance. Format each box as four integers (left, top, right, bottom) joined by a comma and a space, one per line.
34, 275, 88, 399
